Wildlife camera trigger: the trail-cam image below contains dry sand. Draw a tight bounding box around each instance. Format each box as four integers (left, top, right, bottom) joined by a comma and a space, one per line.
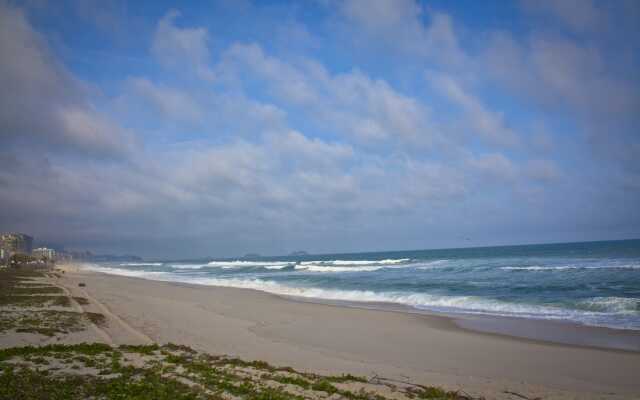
41, 264, 640, 399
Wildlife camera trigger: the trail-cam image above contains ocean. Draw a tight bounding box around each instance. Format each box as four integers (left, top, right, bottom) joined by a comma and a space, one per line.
86, 239, 640, 331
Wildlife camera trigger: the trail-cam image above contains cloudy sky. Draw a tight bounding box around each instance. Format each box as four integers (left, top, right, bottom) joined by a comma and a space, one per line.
1, 0, 638, 258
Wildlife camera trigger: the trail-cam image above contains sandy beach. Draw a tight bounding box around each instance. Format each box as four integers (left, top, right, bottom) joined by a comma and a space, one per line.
22, 263, 634, 400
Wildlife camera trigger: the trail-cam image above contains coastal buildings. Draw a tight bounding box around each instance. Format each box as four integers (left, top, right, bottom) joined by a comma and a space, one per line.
0, 233, 33, 256
32, 247, 56, 260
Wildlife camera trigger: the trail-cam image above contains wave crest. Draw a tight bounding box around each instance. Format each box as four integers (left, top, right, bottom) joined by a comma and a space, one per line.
119, 262, 163, 266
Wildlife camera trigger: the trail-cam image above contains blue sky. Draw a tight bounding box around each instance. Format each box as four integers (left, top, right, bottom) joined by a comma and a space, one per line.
1, 0, 639, 258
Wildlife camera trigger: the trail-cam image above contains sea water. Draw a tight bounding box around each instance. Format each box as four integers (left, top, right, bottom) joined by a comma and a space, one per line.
87, 240, 640, 331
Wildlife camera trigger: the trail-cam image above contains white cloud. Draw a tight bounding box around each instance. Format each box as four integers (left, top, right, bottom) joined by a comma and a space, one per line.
0, 2, 134, 156
469, 153, 518, 182
56, 106, 136, 156
151, 10, 215, 81
428, 73, 519, 147
220, 43, 437, 145
401, 160, 467, 203
340, 0, 422, 32
520, 0, 602, 34
337, 0, 467, 66
128, 77, 203, 123
3, 1, 638, 256
525, 159, 561, 182
484, 31, 638, 121
270, 130, 353, 165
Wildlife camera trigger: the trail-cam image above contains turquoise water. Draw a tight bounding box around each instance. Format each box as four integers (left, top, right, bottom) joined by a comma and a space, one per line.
89, 240, 640, 330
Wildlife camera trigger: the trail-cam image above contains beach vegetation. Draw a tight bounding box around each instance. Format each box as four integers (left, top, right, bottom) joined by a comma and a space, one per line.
72, 296, 89, 305
405, 386, 462, 400
0, 294, 70, 307
85, 312, 107, 327
326, 373, 369, 383
0, 343, 480, 400
265, 373, 312, 389
0, 310, 107, 336
118, 344, 160, 354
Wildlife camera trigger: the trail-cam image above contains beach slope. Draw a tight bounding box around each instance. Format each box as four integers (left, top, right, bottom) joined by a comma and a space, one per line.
43, 265, 640, 400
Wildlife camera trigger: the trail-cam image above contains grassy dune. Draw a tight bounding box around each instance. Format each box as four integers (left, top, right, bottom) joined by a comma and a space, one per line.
0, 343, 472, 400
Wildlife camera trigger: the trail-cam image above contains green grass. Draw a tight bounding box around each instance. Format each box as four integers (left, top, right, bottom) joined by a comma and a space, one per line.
0, 267, 63, 306
85, 312, 106, 327
72, 297, 89, 305
51, 296, 71, 307
0, 295, 70, 307
265, 373, 312, 389
0, 310, 82, 336
0, 343, 113, 361
0, 365, 211, 400
0, 310, 107, 336
0, 266, 107, 336
0, 343, 476, 400
6, 286, 63, 295
406, 386, 462, 400
118, 344, 160, 355
325, 373, 369, 383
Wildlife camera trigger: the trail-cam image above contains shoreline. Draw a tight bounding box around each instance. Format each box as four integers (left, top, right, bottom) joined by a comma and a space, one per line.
80, 263, 640, 352
53, 263, 640, 399
282, 295, 640, 353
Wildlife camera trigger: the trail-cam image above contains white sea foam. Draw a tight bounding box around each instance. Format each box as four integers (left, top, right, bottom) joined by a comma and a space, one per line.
579, 297, 640, 313
85, 265, 171, 279
264, 265, 291, 270
294, 265, 384, 272
169, 263, 210, 269
293, 258, 413, 272
300, 258, 410, 266
185, 277, 640, 330
207, 260, 292, 268
183, 277, 583, 317
119, 262, 163, 266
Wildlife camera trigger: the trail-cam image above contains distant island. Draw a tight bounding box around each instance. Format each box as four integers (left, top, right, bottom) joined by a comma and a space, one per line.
289, 251, 308, 256
242, 253, 261, 259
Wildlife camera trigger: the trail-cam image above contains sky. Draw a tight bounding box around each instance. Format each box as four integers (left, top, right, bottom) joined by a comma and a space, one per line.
0, 0, 639, 258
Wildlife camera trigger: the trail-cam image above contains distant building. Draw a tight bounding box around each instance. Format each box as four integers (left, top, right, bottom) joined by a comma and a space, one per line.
32, 247, 56, 261
55, 251, 73, 262
0, 233, 34, 256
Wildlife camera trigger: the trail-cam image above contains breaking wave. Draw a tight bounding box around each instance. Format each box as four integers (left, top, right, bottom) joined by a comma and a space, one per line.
169, 263, 210, 269
179, 277, 640, 329
87, 265, 171, 279
578, 297, 640, 313
206, 261, 292, 269
300, 258, 410, 266
294, 265, 384, 272
119, 262, 163, 266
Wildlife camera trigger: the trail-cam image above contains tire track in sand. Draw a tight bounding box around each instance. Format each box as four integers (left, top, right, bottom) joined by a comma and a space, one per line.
75, 284, 154, 345
49, 278, 113, 345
